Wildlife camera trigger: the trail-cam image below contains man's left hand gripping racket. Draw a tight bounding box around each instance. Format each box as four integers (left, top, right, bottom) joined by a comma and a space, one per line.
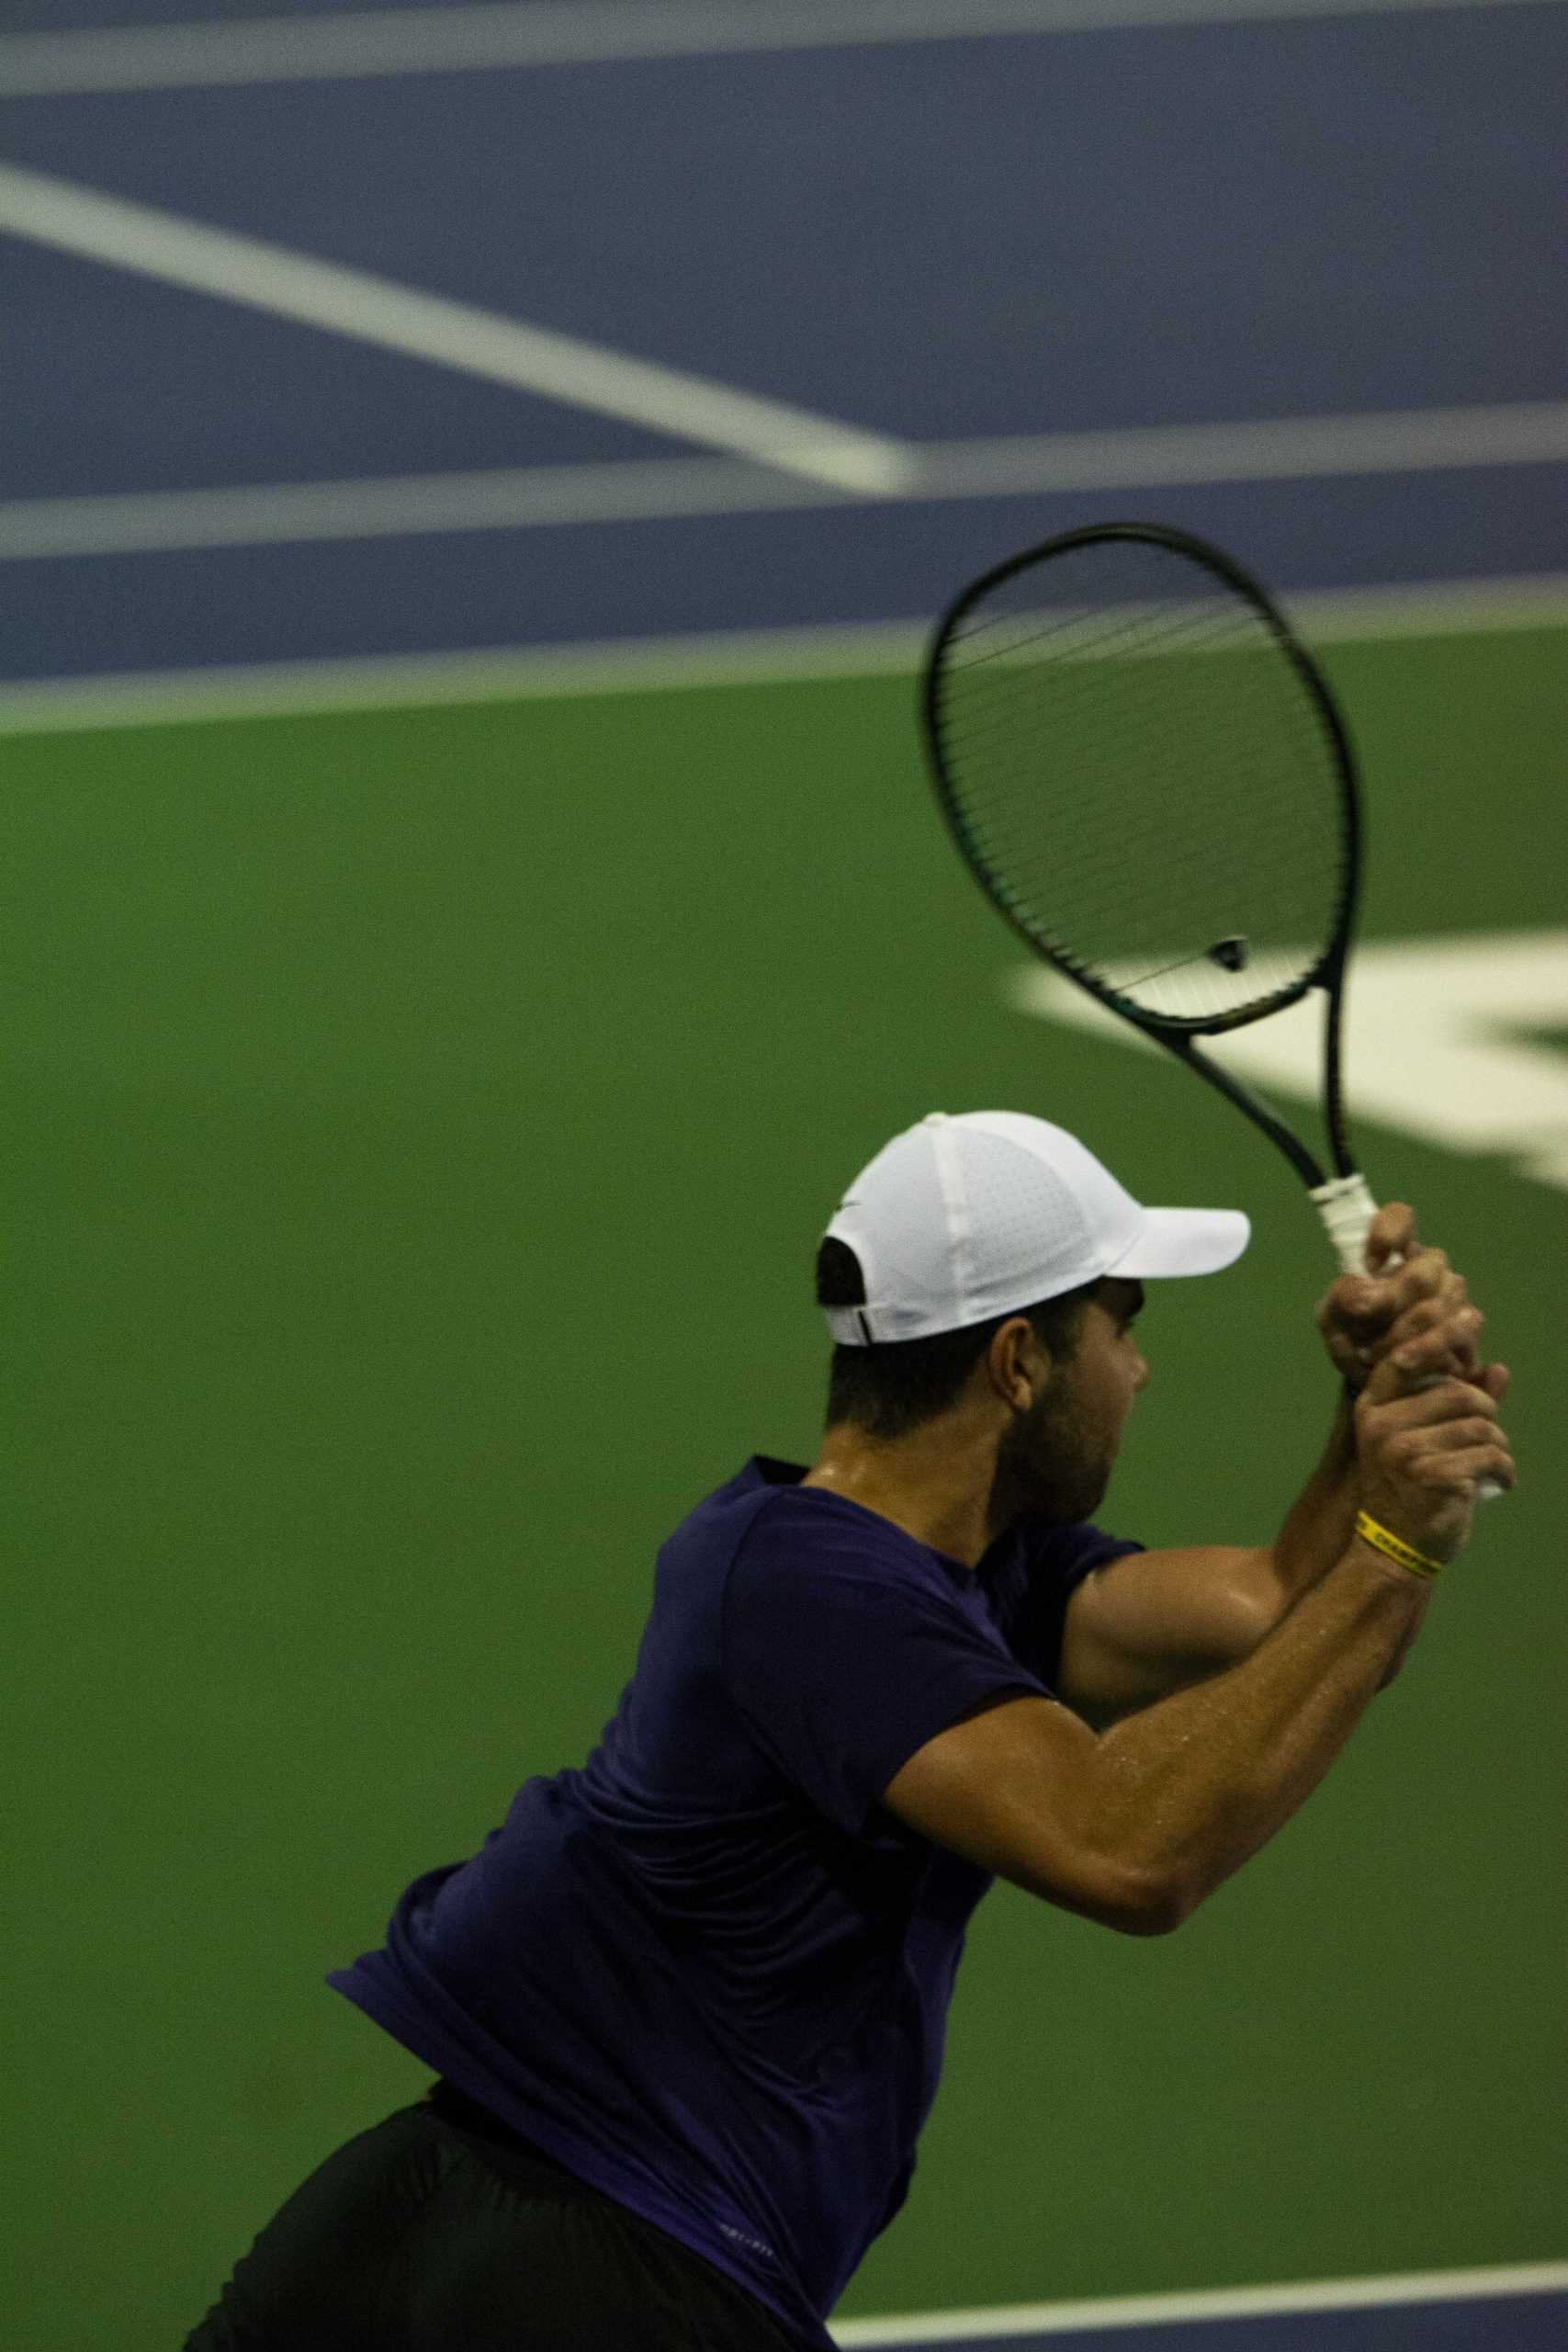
919, 518, 1500, 1493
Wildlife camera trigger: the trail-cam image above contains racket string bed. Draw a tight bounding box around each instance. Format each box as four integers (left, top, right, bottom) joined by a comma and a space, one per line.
936, 637, 1343, 1020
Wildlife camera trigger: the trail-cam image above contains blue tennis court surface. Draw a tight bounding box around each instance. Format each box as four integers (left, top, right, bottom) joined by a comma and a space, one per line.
4, 0, 1568, 691
833, 2267, 1568, 2347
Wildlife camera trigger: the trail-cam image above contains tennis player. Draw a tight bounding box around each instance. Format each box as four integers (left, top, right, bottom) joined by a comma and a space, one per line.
186, 1111, 1512, 2351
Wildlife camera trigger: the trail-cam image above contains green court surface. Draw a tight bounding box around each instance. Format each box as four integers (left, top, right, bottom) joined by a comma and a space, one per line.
7, 626, 1565, 2347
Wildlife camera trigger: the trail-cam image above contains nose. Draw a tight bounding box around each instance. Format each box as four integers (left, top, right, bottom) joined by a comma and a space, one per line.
1133, 1350, 1151, 1394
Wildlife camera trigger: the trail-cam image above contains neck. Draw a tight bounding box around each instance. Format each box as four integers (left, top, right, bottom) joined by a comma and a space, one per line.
801, 1414, 1001, 1566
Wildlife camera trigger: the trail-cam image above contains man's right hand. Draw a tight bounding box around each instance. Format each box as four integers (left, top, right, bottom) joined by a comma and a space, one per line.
1354, 1320, 1516, 1569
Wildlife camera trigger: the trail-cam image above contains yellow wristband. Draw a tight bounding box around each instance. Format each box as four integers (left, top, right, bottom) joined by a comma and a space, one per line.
1354, 1510, 1442, 1581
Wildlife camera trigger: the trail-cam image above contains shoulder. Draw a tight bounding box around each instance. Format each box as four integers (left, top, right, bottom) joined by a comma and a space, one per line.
723, 1491, 1019, 1678
659, 1458, 808, 1563
730, 1484, 950, 1595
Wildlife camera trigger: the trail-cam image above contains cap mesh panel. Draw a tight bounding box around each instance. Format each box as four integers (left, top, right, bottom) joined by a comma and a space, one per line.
960, 1135, 1096, 1293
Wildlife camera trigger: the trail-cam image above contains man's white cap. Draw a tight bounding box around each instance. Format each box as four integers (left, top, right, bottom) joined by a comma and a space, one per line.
822, 1111, 1249, 1345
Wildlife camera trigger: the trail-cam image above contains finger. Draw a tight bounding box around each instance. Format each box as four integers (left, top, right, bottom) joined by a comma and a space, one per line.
1396, 1373, 1501, 1420
1387, 1285, 1472, 1344
1382, 1246, 1458, 1318
1334, 1249, 1459, 1347
1405, 1440, 1516, 1495
1401, 1411, 1508, 1456
1479, 1362, 1511, 1403
1365, 1201, 1417, 1272
1389, 1303, 1484, 1375
1362, 1357, 1498, 1415
1382, 1296, 1475, 1374
1394, 1314, 1491, 1379
1324, 1273, 1383, 1331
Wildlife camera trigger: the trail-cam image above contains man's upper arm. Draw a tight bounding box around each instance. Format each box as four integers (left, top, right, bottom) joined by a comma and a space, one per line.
1054, 1545, 1286, 1729
879, 1692, 1168, 1933
880, 1550, 1290, 1928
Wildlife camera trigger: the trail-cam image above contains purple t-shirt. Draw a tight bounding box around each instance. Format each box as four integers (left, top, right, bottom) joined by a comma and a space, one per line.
328, 1457, 1139, 2346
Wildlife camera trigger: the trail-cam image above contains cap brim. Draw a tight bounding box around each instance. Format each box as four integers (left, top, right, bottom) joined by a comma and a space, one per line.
1109, 1206, 1251, 1280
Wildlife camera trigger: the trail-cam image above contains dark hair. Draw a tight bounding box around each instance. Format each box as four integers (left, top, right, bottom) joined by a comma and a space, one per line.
816, 1236, 1096, 1440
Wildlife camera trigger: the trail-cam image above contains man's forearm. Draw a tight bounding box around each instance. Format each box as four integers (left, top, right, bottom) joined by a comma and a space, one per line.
1269, 1386, 1417, 1691
1089, 1540, 1429, 1926
1270, 1384, 1359, 1603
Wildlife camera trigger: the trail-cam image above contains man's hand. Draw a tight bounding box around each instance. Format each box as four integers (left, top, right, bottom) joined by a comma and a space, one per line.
1354, 1329, 1517, 1568
1315, 1201, 1505, 1400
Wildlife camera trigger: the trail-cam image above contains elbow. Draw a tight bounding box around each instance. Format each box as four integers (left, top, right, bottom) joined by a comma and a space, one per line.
1083, 1859, 1200, 1938
1123, 1880, 1199, 1937
1111, 1878, 1196, 1938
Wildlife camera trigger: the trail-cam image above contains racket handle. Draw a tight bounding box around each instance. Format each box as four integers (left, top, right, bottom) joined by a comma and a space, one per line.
1310, 1172, 1503, 1504
1311, 1172, 1378, 1276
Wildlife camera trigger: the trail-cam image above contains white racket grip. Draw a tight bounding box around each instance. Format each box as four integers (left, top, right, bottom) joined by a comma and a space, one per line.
1310, 1171, 1502, 1501
1311, 1171, 1379, 1275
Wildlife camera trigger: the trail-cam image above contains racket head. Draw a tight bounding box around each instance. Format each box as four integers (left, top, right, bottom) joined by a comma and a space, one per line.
921, 521, 1362, 1039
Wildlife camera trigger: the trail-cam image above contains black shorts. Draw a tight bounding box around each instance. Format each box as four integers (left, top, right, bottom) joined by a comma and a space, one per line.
184, 2082, 807, 2350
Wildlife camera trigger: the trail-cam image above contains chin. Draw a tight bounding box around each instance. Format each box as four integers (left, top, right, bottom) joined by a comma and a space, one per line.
1013, 1463, 1107, 1527
1064, 1474, 1111, 1523
1055, 1453, 1114, 1523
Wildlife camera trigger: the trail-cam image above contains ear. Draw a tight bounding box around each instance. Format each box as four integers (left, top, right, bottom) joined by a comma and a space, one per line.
986, 1316, 1044, 1414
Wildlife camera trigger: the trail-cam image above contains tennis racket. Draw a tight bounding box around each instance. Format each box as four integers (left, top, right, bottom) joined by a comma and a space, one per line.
919, 518, 1498, 1490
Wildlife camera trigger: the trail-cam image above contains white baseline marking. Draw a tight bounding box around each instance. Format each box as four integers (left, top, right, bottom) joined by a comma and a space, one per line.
5, 403, 1568, 559
1, 577, 1564, 735
834, 2261, 1568, 2343
0, 0, 1557, 97
0, 163, 916, 497
1011, 935, 1568, 1197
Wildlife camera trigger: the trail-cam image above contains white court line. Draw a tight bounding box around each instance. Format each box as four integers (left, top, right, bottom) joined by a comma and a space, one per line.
0, 163, 917, 497
0, 0, 1557, 96
920, 401, 1568, 495
831, 2260, 1568, 2344
0, 621, 931, 736
0, 456, 834, 558
5, 401, 1568, 559
2, 573, 1565, 736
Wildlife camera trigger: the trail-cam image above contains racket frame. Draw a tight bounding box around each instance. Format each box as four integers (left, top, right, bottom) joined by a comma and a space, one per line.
920, 519, 1363, 1193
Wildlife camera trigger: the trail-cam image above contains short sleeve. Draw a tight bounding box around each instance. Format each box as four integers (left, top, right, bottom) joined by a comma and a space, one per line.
721, 1502, 1047, 1838
996, 1520, 1145, 1690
